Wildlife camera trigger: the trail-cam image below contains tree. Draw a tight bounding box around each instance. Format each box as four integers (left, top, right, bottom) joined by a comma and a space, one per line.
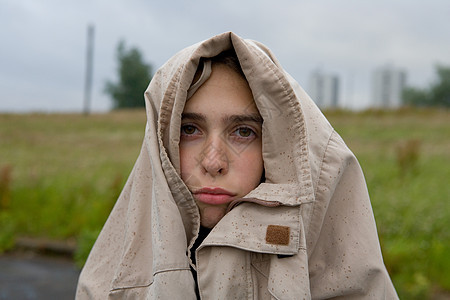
403, 65, 450, 107
403, 87, 429, 107
105, 41, 152, 109
429, 65, 450, 107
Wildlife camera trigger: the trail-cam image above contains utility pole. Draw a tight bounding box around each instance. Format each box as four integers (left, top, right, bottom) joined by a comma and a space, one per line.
83, 24, 95, 115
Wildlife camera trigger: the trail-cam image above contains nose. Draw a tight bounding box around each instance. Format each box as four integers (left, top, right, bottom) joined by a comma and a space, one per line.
200, 138, 229, 176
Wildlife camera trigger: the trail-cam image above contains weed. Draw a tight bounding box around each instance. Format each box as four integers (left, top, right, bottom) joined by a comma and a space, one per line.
0, 165, 12, 210
396, 139, 421, 175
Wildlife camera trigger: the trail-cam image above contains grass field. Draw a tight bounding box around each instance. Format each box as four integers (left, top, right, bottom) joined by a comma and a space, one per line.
0, 108, 449, 299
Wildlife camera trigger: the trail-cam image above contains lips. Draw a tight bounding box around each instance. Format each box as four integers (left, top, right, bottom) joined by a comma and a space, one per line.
192, 187, 236, 205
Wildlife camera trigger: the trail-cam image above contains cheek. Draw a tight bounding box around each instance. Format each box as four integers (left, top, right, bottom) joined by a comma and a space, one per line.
179, 146, 197, 182
235, 148, 264, 189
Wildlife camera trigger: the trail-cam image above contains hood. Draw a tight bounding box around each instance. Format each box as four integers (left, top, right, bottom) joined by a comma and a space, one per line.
153, 31, 319, 240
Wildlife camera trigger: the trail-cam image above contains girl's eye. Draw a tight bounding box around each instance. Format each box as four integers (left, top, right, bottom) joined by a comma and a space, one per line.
181, 125, 198, 135
234, 127, 255, 138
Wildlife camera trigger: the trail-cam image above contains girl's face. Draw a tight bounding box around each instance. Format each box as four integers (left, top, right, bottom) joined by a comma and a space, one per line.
179, 64, 264, 228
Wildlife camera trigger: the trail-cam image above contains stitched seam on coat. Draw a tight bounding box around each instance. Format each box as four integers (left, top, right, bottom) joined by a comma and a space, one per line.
312, 130, 335, 196
307, 130, 335, 253
110, 267, 191, 292
157, 62, 200, 253
309, 129, 334, 217
251, 260, 269, 280
245, 251, 253, 299
199, 242, 300, 255
158, 66, 182, 142
110, 283, 153, 292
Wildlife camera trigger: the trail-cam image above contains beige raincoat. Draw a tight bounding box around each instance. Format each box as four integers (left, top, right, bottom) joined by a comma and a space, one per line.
76, 32, 397, 299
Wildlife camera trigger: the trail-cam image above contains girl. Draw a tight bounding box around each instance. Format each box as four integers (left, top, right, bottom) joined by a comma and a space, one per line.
76, 32, 397, 299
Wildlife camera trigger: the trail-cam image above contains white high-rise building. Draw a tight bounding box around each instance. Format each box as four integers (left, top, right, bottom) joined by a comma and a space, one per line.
308, 70, 340, 109
371, 65, 407, 108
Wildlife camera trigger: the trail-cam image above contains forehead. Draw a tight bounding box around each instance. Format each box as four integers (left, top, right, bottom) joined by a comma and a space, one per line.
184, 64, 258, 115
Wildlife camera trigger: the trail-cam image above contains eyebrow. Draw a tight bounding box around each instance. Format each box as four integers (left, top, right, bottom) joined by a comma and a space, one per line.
181, 112, 263, 124
223, 114, 263, 124
181, 112, 206, 122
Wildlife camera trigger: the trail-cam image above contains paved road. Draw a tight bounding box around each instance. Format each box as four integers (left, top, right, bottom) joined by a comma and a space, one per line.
0, 253, 80, 300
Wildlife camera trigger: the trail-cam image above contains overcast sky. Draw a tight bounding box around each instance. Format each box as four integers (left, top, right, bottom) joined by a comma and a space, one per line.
1, 0, 449, 112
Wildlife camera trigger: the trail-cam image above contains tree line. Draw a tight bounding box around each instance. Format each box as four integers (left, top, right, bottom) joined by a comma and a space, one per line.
106, 41, 450, 108
403, 65, 450, 107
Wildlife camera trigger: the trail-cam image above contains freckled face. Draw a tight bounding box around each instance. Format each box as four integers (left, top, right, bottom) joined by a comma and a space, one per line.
179, 64, 264, 228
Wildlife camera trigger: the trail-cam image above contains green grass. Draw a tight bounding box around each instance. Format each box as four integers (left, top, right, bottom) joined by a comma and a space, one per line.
325, 108, 450, 299
0, 108, 449, 299
0, 110, 146, 262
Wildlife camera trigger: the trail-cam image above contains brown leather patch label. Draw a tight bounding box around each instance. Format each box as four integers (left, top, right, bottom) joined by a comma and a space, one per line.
265, 225, 290, 245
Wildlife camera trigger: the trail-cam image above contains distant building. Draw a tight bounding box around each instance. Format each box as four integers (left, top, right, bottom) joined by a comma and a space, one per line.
307, 70, 340, 109
371, 65, 407, 108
